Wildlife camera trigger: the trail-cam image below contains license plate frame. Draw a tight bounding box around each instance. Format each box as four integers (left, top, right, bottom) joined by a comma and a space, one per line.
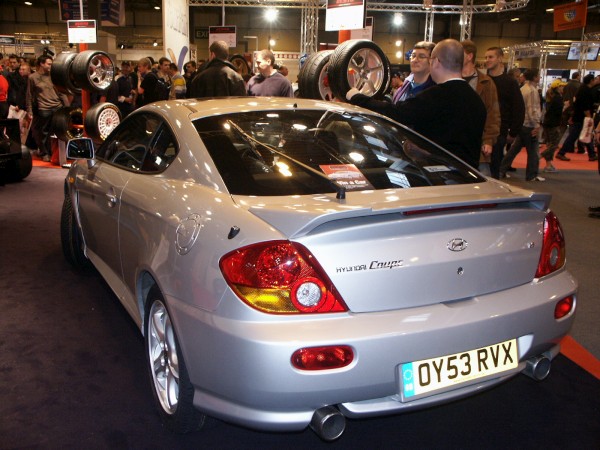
400, 339, 519, 401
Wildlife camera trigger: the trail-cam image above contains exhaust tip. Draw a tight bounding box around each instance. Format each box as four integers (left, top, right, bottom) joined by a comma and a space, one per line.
310, 406, 346, 441
524, 355, 551, 381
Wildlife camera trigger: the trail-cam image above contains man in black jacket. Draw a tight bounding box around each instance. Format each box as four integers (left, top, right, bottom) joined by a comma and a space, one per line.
188, 41, 246, 98
484, 46, 525, 179
347, 39, 486, 169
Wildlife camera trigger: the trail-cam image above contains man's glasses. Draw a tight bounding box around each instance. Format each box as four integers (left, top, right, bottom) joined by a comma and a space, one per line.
409, 53, 430, 61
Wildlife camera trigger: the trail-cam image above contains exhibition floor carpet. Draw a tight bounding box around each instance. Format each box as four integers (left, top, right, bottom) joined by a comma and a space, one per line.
1, 165, 598, 449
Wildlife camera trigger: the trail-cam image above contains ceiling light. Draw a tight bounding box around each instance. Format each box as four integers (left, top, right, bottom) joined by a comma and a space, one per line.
393, 13, 403, 26
154, 5, 160, 10
546, 8, 554, 13
269, 39, 276, 48
153, 40, 158, 47
264, 8, 278, 23
24, 1, 32, 5
511, 17, 520, 22
395, 40, 402, 47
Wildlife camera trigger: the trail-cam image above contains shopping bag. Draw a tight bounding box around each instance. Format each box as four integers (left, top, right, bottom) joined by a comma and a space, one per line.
578, 117, 593, 144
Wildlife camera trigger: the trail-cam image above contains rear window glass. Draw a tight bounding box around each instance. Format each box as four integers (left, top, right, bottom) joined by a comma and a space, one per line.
193, 109, 484, 196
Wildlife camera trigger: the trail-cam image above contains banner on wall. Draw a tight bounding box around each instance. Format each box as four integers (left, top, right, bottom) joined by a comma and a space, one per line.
553, 0, 587, 32
101, 0, 125, 27
163, 0, 190, 71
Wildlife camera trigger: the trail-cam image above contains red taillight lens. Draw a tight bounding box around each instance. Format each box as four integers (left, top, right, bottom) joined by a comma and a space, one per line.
220, 241, 348, 314
554, 296, 575, 319
535, 210, 566, 278
291, 346, 354, 370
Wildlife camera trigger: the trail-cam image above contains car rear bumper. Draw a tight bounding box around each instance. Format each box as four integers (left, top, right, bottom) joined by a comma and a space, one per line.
167, 269, 577, 431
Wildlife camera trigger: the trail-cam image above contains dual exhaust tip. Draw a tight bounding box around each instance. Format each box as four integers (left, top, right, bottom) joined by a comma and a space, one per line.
309, 354, 551, 441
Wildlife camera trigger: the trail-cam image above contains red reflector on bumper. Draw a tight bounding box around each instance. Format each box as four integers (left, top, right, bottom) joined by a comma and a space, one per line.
291, 346, 354, 370
555, 296, 574, 319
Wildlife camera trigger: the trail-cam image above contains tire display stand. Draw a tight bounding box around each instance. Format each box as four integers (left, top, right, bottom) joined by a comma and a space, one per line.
51, 46, 120, 166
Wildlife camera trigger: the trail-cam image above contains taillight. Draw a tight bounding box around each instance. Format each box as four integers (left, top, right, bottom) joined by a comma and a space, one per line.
291, 346, 354, 370
535, 210, 566, 278
220, 241, 348, 314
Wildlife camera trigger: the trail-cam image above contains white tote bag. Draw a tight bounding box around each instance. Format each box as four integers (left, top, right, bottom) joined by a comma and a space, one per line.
578, 117, 593, 144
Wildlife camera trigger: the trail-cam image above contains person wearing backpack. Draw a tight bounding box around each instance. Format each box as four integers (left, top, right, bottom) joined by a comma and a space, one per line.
137, 57, 160, 106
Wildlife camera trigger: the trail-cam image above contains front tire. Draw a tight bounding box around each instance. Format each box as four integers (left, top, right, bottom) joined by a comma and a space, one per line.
144, 286, 205, 433
327, 39, 390, 101
60, 193, 91, 270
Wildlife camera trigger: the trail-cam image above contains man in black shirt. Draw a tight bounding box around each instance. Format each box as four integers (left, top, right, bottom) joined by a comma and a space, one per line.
484, 46, 525, 179
347, 39, 486, 169
137, 57, 159, 106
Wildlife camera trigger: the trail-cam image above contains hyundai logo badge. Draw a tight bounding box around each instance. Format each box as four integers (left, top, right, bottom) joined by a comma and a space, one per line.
447, 238, 468, 252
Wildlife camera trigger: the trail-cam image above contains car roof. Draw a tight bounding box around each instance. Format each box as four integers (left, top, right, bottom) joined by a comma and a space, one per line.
138, 97, 373, 122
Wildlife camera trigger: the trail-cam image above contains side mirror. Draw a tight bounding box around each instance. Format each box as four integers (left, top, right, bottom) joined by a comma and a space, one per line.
67, 137, 95, 159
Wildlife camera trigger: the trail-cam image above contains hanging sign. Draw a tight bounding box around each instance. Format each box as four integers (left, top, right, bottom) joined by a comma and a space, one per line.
350, 16, 373, 40
209, 26, 237, 48
325, 0, 366, 31
67, 20, 97, 44
554, 0, 587, 32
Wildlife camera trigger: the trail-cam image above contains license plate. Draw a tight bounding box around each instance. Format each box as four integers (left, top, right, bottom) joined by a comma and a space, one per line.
401, 339, 518, 400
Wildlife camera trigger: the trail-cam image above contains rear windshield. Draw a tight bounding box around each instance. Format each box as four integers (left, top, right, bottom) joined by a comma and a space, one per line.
193, 109, 485, 196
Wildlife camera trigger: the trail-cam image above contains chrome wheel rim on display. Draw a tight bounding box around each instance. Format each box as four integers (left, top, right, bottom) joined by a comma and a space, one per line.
87, 53, 115, 91
147, 300, 179, 415
346, 48, 386, 96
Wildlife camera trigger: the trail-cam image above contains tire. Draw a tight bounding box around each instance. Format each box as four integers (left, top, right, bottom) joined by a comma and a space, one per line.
229, 54, 251, 76
72, 50, 115, 92
297, 50, 334, 100
16, 145, 32, 180
52, 106, 84, 142
60, 193, 91, 270
84, 102, 121, 142
327, 39, 390, 101
145, 286, 205, 433
51, 52, 82, 94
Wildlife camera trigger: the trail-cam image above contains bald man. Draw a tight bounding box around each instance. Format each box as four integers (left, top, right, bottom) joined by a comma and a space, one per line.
347, 39, 486, 169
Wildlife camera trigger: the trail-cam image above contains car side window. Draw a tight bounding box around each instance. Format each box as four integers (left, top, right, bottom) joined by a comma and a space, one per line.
95, 113, 177, 173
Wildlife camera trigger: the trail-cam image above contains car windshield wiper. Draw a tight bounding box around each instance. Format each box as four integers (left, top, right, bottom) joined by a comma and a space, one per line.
226, 120, 346, 200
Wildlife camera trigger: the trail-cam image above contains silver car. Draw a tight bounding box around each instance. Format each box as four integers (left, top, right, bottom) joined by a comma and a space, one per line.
62, 97, 577, 441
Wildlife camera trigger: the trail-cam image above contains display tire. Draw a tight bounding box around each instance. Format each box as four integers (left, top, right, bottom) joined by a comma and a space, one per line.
229, 54, 251, 76
144, 285, 206, 433
60, 193, 91, 270
327, 39, 390, 101
51, 52, 82, 94
71, 50, 115, 92
16, 146, 32, 180
84, 102, 121, 142
52, 106, 84, 142
297, 50, 334, 100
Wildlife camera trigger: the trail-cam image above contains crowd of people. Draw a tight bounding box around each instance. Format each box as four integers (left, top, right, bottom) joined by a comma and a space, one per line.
1, 39, 599, 213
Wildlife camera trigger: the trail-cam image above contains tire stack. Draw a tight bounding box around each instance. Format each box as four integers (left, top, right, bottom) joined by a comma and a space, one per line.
297, 40, 391, 101
51, 50, 121, 142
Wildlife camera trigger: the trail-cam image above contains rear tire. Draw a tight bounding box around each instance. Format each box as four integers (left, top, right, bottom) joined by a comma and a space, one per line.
52, 107, 85, 142
51, 52, 82, 94
327, 40, 390, 101
144, 286, 205, 433
297, 50, 334, 100
60, 193, 91, 270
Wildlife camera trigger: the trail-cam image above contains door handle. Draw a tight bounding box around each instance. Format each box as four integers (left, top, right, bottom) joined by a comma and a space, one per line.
106, 192, 118, 208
